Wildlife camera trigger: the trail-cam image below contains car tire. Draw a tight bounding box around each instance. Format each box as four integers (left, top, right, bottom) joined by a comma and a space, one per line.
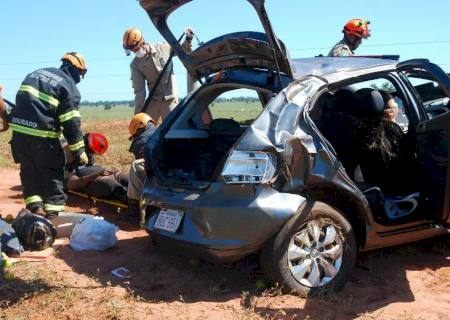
261, 201, 356, 297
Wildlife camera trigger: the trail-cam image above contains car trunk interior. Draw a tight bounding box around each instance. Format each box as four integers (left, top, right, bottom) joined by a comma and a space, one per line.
156, 128, 244, 187
154, 85, 266, 188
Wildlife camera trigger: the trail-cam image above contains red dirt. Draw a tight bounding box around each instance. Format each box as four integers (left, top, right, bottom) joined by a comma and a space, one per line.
1, 168, 449, 320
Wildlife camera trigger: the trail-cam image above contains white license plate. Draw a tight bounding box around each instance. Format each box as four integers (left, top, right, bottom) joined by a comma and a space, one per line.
154, 209, 184, 233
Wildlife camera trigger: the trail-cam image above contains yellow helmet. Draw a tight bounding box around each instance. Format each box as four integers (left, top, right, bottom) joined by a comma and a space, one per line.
61, 52, 87, 77
129, 113, 154, 137
123, 28, 145, 53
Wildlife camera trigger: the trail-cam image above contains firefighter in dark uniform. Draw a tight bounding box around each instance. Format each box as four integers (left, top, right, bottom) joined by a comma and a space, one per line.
125, 113, 156, 221
328, 18, 371, 57
9, 52, 89, 219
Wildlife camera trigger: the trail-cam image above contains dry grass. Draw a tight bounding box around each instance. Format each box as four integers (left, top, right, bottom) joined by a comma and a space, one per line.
1, 260, 155, 320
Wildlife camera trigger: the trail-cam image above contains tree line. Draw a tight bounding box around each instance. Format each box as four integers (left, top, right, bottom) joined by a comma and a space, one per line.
80, 96, 259, 109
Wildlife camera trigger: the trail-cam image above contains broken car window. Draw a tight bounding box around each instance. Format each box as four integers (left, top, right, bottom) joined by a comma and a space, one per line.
208, 89, 263, 125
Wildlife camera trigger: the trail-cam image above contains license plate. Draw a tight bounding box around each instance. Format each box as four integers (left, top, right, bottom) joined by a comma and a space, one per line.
154, 209, 184, 233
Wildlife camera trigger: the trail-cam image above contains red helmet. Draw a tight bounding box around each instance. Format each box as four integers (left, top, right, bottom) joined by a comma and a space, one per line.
87, 132, 109, 155
343, 18, 371, 39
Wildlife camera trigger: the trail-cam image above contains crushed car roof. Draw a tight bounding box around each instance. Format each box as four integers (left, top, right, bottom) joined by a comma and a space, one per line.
291, 57, 398, 80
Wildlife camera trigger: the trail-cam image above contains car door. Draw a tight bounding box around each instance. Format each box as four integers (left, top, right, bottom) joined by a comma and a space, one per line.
399, 60, 450, 225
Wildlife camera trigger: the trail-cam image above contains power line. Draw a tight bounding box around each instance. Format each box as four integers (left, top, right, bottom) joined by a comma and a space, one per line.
0, 39, 449, 66
0, 57, 128, 66
82, 91, 188, 95
290, 40, 450, 51
0, 73, 188, 81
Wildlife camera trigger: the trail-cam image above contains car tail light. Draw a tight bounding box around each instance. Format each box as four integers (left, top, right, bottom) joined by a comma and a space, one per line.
221, 151, 277, 184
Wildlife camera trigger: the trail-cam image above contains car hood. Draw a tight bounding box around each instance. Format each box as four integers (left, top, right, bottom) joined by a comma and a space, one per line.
139, 0, 293, 80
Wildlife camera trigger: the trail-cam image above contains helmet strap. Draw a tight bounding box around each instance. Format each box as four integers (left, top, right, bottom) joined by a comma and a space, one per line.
61, 63, 81, 84
344, 34, 359, 51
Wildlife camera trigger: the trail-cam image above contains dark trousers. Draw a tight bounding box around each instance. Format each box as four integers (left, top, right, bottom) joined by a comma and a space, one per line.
11, 132, 66, 214
75, 165, 128, 203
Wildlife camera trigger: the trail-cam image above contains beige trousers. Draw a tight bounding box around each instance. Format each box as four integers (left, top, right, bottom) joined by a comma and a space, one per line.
127, 159, 146, 201
140, 98, 177, 125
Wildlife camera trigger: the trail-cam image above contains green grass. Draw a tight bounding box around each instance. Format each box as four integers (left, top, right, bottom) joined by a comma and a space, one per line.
80, 104, 134, 122
209, 101, 263, 123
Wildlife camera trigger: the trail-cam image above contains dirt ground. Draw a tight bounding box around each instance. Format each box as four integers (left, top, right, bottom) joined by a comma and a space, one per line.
1, 168, 449, 320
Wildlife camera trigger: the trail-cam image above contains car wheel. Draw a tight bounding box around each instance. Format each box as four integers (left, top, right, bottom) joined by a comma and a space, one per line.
261, 201, 356, 297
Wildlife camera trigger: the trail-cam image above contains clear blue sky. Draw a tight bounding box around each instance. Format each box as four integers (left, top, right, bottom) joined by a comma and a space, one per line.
1, 0, 449, 102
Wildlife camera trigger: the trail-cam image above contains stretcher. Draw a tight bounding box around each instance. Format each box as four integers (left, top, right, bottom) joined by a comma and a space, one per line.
67, 189, 128, 210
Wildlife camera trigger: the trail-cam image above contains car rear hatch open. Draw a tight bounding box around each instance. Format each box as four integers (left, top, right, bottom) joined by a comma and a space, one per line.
139, 0, 293, 81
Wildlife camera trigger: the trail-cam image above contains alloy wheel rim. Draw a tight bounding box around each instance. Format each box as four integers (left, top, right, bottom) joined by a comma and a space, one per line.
287, 220, 344, 288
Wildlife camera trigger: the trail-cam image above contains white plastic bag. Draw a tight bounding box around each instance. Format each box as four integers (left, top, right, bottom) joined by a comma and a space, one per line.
69, 217, 118, 251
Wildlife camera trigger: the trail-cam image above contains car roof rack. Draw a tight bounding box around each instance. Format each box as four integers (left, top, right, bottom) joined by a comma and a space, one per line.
314, 54, 400, 60
351, 55, 400, 61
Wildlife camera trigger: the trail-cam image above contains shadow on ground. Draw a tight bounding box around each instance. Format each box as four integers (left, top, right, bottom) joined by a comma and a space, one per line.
57, 233, 259, 303
56, 206, 450, 319
0, 273, 51, 307
10, 185, 22, 192
255, 235, 450, 319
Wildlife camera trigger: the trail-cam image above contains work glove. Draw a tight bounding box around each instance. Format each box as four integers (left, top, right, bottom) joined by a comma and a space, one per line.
76, 151, 89, 166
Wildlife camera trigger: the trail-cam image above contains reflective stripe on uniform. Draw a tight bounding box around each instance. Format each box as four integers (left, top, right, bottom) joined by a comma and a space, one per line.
59, 110, 81, 123
19, 85, 60, 107
69, 140, 85, 151
44, 203, 65, 212
10, 123, 61, 139
25, 195, 43, 205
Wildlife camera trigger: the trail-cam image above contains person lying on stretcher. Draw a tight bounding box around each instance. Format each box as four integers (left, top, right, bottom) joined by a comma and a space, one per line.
63, 132, 129, 204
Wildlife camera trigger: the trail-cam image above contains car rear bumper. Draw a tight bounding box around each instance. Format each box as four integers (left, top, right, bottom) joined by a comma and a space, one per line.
142, 180, 305, 262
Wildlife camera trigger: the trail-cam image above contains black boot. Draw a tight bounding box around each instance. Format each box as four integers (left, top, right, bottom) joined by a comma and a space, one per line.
45, 211, 59, 220
112, 186, 128, 204
30, 207, 46, 217
120, 200, 139, 224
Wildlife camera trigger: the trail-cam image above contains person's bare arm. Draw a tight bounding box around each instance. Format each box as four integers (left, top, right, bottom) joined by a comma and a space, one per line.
67, 169, 115, 191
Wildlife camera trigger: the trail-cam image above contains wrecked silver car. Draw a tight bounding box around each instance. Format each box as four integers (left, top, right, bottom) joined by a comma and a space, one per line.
139, 0, 450, 296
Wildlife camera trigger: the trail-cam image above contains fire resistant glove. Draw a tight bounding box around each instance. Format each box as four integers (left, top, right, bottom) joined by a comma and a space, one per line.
76, 152, 89, 166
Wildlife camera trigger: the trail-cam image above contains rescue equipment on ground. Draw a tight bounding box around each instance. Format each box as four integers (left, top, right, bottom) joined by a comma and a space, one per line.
12, 209, 57, 251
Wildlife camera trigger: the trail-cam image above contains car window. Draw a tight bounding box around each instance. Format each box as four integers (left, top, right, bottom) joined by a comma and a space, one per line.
347, 78, 410, 131
403, 72, 449, 118
208, 89, 263, 125
405, 75, 446, 105
393, 96, 409, 132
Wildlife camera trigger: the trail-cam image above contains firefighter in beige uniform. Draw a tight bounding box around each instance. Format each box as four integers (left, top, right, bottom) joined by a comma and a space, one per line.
123, 27, 194, 121
328, 18, 371, 57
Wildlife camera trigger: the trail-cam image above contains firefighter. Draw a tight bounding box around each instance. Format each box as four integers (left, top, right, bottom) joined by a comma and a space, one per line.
9, 53, 88, 219
125, 113, 157, 221
122, 27, 194, 122
328, 18, 371, 57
